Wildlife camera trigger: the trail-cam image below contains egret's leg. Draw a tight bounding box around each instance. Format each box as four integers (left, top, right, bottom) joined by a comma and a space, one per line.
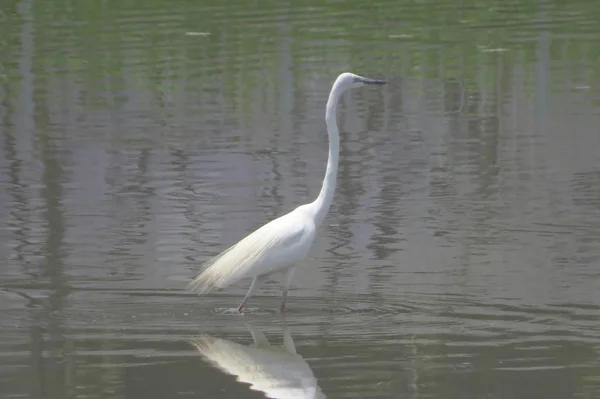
237, 275, 265, 312
280, 267, 296, 312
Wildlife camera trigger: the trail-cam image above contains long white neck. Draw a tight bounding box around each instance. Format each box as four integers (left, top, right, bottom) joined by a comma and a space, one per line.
309, 84, 342, 227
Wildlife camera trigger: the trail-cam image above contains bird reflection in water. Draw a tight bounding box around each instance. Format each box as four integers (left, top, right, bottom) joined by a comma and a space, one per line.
190, 318, 325, 399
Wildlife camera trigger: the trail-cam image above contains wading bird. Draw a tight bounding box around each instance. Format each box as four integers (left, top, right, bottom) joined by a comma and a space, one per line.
188, 72, 386, 312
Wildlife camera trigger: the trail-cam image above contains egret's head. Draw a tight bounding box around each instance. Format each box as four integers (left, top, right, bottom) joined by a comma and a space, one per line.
334, 72, 387, 92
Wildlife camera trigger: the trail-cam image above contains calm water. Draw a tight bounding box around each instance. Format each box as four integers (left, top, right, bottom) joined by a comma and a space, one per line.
1, 0, 600, 398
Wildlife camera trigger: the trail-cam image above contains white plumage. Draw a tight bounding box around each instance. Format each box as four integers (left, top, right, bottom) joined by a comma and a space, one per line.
188, 72, 386, 312
188, 206, 315, 294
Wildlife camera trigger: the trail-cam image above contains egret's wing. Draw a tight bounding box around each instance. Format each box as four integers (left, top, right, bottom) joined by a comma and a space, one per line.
188, 213, 311, 294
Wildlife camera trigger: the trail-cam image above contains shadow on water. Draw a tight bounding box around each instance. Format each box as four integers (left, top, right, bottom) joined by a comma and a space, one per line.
187, 311, 425, 399
190, 316, 326, 399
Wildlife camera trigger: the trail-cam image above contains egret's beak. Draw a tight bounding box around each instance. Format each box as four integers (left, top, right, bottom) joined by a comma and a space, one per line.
356, 77, 387, 85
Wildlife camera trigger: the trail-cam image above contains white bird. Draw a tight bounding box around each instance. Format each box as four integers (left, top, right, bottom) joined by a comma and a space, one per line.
188, 72, 386, 312
190, 321, 325, 399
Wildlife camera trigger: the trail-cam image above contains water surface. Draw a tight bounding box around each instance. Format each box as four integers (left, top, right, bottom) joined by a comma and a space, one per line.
1, 0, 600, 398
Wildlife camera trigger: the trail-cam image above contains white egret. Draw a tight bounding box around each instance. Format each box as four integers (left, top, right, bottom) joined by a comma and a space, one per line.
188, 72, 386, 312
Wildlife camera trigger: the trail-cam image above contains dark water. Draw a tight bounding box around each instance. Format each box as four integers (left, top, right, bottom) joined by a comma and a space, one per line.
1, 0, 600, 398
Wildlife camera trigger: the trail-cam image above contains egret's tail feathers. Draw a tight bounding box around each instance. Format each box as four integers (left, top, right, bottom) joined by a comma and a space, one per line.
187, 244, 242, 294
188, 225, 291, 295
187, 253, 229, 294
187, 270, 219, 295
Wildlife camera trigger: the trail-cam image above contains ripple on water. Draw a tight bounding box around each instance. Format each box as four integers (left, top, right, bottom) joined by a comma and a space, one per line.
0, 286, 599, 398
